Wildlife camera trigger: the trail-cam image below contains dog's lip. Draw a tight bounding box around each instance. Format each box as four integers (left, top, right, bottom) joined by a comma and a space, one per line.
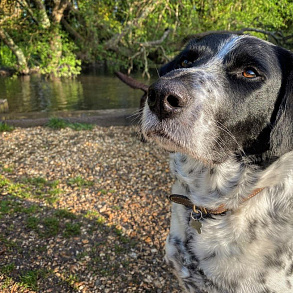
145, 128, 180, 151
145, 128, 171, 140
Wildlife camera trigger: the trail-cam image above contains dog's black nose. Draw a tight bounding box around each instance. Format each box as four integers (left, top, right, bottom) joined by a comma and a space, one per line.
147, 79, 189, 120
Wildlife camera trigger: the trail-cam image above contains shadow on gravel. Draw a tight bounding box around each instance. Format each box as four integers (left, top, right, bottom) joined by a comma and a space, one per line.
0, 177, 179, 293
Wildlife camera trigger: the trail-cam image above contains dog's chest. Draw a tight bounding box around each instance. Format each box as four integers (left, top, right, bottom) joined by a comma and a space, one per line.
166, 154, 293, 293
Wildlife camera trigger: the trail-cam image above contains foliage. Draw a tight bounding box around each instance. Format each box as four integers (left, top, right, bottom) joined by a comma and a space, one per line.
0, 45, 16, 68
0, 122, 14, 132
1, 0, 293, 76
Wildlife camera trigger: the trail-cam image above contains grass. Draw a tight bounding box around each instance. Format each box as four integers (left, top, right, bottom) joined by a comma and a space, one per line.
55, 208, 77, 219
46, 117, 93, 131
0, 175, 62, 205
0, 263, 15, 274
19, 269, 49, 291
67, 175, 94, 187
0, 122, 14, 132
63, 222, 81, 238
0, 173, 138, 290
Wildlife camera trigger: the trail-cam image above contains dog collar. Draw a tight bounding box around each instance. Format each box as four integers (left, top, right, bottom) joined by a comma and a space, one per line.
168, 187, 265, 216
168, 188, 264, 234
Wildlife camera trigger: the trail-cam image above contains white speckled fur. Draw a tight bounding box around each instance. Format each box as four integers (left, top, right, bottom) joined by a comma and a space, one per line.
166, 152, 293, 292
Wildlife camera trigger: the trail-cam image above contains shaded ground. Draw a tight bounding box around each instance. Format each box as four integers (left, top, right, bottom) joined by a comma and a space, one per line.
0, 125, 180, 292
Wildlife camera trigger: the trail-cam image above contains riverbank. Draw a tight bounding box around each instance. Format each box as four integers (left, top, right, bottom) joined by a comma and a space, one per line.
1, 109, 139, 128
0, 125, 180, 292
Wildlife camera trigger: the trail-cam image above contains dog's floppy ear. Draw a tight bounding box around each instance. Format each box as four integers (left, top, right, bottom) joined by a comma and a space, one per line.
269, 48, 293, 159
159, 59, 178, 76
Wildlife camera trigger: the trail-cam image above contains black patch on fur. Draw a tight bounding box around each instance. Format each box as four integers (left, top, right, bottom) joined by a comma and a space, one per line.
248, 219, 258, 243
202, 252, 216, 261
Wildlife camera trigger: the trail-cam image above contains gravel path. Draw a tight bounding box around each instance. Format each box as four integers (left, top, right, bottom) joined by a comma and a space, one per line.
0, 125, 181, 292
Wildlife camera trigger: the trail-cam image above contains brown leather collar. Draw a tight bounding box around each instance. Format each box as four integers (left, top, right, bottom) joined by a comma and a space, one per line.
168, 187, 264, 216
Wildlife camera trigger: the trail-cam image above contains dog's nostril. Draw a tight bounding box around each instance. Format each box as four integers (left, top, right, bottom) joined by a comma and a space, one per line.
166, 95, 182, 108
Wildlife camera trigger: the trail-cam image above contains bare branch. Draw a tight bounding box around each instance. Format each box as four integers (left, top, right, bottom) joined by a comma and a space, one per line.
61, 17, 85, 42
115, 72, 148, 93
0, 28, 29, 74
139, 28, 171, 47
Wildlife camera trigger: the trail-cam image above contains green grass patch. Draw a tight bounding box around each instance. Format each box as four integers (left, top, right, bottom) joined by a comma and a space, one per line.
21, 204, 39, 214
65, 274, 80, 289
0, 122, 14, 132
19, 269, 48, 291
63, 222, 81, 238
0, 199, 22, 215
42, 217, 60, 237
1, 175, 61, 204
67, 175, 94, 187
26, 216, 40, 230
0, 234, 19, 251
0, 175, 10, 188
20, 177, 61, 204
46, 117, 67, 129
0, 263, 15, 274
46, 117, 93, 131
55, 208, 76, 219
0, 200, 12, 214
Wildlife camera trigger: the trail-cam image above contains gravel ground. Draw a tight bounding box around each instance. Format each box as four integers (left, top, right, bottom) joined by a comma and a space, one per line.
0, 125, 181, 292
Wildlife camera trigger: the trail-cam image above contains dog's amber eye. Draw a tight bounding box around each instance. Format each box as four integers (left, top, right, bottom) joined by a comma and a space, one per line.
181, 60, 192, 68
242, 68, 257, 78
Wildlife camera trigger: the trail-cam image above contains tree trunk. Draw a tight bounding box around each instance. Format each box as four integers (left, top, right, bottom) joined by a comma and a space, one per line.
47, 0, 70, 75
30, 0, 50, 28
49, 27, 63, 74
0, 28, 29, 74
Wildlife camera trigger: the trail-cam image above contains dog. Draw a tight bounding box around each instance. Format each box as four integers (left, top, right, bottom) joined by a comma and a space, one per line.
142, 33, 293, 293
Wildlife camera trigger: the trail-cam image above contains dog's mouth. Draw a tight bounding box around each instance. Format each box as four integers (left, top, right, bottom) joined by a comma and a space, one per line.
144, 126, 192, 155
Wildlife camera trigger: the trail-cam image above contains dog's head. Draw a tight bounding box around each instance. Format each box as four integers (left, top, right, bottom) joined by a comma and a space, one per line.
142, 33, 293, 166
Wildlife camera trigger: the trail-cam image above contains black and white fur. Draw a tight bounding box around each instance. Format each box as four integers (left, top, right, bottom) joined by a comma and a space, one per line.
142, 33, 293, 293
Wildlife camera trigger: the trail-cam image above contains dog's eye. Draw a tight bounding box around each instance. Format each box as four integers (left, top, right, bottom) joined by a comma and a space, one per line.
242, 68, 257, 78
181, 60, 193, 68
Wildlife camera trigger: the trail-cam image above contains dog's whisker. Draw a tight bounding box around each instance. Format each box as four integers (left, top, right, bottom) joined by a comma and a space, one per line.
215, 121, 247, 157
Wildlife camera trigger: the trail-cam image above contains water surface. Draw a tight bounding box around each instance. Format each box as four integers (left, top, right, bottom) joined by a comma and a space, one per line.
0, 68, 155, 119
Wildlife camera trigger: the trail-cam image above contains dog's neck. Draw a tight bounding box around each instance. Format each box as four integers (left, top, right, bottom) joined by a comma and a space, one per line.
169, 151, 293, 210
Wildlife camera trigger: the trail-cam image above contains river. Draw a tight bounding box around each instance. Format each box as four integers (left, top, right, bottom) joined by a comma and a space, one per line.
0, 68, 155, 121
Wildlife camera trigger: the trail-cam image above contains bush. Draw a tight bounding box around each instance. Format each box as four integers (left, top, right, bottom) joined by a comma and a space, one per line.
0, 122, 14, 132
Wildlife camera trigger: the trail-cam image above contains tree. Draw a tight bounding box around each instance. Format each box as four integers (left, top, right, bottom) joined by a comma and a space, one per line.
0, 1, 29, 74
1, 0, 293, 77
0, 0, 81, 77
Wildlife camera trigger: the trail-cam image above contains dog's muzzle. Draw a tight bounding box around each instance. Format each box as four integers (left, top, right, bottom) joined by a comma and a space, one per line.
147, 78, 191, 121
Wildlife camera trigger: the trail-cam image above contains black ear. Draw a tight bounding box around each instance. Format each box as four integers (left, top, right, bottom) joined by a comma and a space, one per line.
159, 59, 178, 76
267, 48, 293, 160
269, 71, 293, 158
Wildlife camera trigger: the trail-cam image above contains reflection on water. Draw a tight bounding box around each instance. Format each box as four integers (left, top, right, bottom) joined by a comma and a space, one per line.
0, 68, 155, 116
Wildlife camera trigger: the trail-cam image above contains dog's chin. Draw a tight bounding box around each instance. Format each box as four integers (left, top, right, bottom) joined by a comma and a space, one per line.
144, 128, 233, 166
144, 131, 181, 153
144, 130, 216, 166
